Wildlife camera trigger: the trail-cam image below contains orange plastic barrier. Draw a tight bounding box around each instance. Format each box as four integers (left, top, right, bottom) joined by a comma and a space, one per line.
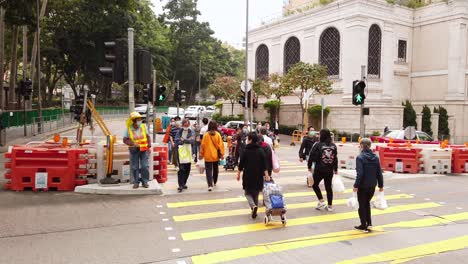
290, 130, 305, 146
153, 146, 168, 183
4, 147, 88, 191
451, 148, 468, 173
378, 146, 423, 174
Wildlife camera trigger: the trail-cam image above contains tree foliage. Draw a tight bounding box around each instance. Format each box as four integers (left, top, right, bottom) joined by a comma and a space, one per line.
421, 105, 432, 136
403, 100, 417, 129
434, 106, 450, 139
208, 76, 240, 116
282, 62, 332, 128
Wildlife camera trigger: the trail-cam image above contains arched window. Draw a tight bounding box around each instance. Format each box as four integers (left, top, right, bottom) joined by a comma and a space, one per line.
255, 44, 269, 80
283, 37, 301, 73
319, 27, 340, 77
368, 24, 382, 78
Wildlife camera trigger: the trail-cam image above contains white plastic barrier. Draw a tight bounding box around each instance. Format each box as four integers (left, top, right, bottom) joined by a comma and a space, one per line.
337, 143, 360, 170
97, 142, 154, 183
421, 148, 452, 174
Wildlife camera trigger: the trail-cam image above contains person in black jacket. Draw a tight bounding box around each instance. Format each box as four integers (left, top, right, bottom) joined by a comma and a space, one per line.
353, 138, 384, 232
237, 132, 270, 219
308, 129, 338, 212
299, 126, 317, 162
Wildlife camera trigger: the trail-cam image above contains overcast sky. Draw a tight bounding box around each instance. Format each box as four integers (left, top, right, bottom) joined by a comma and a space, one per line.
151, 0, 284, 48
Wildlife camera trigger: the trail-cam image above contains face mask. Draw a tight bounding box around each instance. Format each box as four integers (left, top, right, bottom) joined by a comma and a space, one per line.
309, 132, 315, 137
136, 121, 142, 126
171, 122, 175, 126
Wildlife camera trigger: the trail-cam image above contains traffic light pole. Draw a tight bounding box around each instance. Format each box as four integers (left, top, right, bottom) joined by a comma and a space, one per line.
128, 28, 135, 113
152, 70, 157, 143
244, 0, 249, 126
176, 80, 180, 117
360, 65, 366, 138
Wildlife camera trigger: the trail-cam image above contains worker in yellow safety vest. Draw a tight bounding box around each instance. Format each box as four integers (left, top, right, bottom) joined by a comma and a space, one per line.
123, 112, 152, 189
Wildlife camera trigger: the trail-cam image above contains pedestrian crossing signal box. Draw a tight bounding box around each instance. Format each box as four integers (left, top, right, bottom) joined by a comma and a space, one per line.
352, 80, 366, 106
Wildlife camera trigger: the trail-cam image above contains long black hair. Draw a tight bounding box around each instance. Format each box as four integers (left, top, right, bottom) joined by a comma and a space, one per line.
319, 128, 332, 145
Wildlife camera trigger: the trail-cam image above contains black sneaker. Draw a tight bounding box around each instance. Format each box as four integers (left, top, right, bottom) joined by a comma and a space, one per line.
183, 185, 188, 189
251, 206, 258, 219
354, 225, 369, 233
177, 187, 183, 193
142, 183, 149, 188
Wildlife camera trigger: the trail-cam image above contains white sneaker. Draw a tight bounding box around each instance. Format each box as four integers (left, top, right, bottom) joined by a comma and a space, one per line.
316, 201, 326, 210
208, 187, 213, 192
326, 206, 334, 212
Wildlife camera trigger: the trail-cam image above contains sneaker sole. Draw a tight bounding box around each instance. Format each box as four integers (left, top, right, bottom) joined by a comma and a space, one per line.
354, 227, 369, 233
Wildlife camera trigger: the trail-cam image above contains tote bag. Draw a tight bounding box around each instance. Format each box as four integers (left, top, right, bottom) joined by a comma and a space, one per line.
178, 144, 193, 164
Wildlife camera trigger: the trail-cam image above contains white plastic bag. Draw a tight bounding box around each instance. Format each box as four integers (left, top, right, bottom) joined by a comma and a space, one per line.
196, 159, 205, 174
347, 192, 359, 210
372, 191, 388, 210
332, 175, 345, 193
307, 172, 314, 187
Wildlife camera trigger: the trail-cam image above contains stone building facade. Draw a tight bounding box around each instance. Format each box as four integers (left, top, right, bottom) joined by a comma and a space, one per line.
235, 0, 468, 143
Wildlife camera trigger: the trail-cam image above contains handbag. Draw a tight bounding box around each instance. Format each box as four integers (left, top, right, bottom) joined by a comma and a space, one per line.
178, 144, 193, 164
209, 134, 222, 160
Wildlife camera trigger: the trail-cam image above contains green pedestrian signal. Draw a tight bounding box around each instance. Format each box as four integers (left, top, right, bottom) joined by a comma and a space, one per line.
352, 80, 366, 105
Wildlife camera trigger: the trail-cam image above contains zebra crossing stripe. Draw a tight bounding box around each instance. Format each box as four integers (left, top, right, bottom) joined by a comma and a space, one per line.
173, 194, 413, 222
167, 189, 354, 208
337, 235, 468, 264
190, 212, 468, 264
181, 202, 440, 241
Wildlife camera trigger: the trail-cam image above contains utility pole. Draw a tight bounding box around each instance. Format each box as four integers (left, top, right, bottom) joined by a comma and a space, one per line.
198, 59, 201, 104
0, 7, 4, 110
360, 65, 366, 137
176, 80, 180, 117
321, 97, 325, 129
22, 26, 28, 136
244, 0, 249, 126
36, 0, 43, 134
128, 28, 135, 113
152, 70, 156, 143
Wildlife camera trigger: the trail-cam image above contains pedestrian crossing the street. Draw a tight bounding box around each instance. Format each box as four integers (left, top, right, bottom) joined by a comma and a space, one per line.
159, 185, 468, 264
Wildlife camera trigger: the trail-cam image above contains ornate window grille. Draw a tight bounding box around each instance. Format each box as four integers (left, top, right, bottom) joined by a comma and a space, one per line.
398, 40, 407, 63
255, 44, 269, 80
319, 27, 340, 77
283, 37, 301, 73
367, 24, 382, 79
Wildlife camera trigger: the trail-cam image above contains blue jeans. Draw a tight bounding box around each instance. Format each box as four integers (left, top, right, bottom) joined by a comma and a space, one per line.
130, 148, 150, 184
192, 141, 200, 161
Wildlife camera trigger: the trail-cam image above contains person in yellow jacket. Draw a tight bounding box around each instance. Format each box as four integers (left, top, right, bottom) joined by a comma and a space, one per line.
200, 120, 225, 191
123, 112, 151, 189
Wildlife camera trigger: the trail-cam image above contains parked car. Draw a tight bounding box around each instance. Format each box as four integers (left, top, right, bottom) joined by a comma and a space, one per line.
166, 107, 185, 119
218, 121, 256, 141
370, 130, 439, 144
184, 105, 206, 119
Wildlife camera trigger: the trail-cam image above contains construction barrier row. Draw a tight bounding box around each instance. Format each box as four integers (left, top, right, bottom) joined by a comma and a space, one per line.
4, 146, 90, 191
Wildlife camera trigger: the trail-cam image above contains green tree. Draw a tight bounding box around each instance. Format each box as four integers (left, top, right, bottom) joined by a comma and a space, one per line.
208, 76, 240, 116
268, 73, 294, 122
434, 106, 450, 140
282, 62, 332, 128
421, 105, 432, 136
403, 100, 417, 129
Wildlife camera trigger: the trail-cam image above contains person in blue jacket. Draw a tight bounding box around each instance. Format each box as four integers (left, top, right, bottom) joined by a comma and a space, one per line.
353, 138, 384, 233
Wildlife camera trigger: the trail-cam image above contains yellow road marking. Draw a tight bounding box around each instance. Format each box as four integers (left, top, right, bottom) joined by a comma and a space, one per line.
173, 194, 413, 222
191, 212, 468, 264
338, 235, 468, 264
167, 189, 354, 208
182, 202, 440, 241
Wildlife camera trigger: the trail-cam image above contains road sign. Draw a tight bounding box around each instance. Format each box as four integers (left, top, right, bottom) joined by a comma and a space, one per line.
240, 80, 252, 92
404, 126, 416, 140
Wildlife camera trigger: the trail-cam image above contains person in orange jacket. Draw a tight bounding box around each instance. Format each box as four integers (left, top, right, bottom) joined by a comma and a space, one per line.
163, 118, 175, 164
200, 120, 225, 191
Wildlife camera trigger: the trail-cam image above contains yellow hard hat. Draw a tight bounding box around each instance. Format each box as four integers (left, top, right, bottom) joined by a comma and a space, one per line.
130, 111, 143, 120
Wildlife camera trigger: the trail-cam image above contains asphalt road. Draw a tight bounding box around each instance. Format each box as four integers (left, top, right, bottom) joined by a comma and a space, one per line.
1, 120, 468, 264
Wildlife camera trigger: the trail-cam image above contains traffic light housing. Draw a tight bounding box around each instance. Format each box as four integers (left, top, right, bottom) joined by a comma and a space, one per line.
71, 94, 85, 122
143, 86, 153, 104
18, 79, 33, 100
174, 89, 186, 103
136, 49, 152, 84
238, 91, 246, 106
156, 85, 166, 105
352, 80, 366, 105
98, 40, 125, 84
